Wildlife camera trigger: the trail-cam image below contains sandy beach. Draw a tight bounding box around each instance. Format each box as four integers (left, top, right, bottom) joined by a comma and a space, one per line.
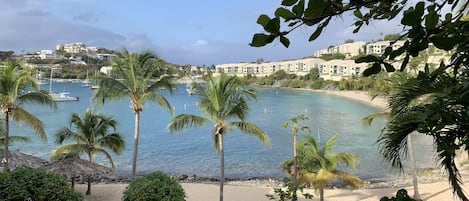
74, 90, 465, 201
75, 175, 468, 201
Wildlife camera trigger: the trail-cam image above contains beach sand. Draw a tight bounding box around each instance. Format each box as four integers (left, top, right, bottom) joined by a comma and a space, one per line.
75, 90, 464, 201
312, 89, 388, 110
75, 178, 468, 201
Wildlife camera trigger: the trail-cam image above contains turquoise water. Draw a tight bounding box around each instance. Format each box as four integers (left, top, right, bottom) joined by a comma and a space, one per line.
11, 82, 435, 180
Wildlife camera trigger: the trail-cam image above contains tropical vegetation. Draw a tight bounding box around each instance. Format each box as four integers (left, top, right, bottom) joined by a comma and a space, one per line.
0, 166, 83, 201
122, 171, 186, 201
283, 134, 363, 201
93, 48, 174, 178
281, 114, 311, 200
52, 109, 125, 195
167, 73, 270, 201
0, 61, 56, 172
251, 0, 468, 200
362, 71, 422, 200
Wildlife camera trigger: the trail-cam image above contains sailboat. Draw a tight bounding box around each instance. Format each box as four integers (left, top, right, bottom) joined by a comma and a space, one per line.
49, 68, 79, 102
81, 70, 92, 88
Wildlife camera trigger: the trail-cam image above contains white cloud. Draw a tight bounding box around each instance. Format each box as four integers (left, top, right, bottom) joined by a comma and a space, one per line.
193, 40, 208, 46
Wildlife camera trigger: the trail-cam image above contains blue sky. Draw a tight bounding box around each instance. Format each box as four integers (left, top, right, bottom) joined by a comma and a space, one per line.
0, 0, 403, 66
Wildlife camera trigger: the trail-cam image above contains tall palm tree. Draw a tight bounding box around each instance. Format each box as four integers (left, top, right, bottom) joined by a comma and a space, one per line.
284, 134, 363, 201
378, 66, 469, 201
92, 48, 174, 178
167, 73, 270, 201
0, 61, 56, 172
362, 71, 422, 200
52, 109, 125, 195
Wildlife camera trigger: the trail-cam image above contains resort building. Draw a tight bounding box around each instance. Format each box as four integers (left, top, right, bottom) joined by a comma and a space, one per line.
365, 40, 405, 55
314, 41, 366, 58
215, 58, 369, 81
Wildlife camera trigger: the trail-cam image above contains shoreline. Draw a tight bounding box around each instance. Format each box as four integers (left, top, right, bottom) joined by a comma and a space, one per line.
75, 167, 468, 201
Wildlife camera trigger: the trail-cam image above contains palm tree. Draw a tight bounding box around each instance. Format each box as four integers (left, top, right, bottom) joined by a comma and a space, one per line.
0, 61, 56, 172
284, 134, 363, 201
377, 66, 469, 201
281, 114, 311, 199
52, 109, 125, 195
92, 48, 174, 178
362, 71, 422, 200
167, 73, 270, 201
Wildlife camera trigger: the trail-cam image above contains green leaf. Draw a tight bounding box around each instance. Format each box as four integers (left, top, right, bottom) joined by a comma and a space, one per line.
430, 35, 459, 50
292, 0, 304, 17
363, 63, 382, 76
256, 15, 271, 27
399, 54, 410, 71
354, 9, 363, 19
275, 7, 296, 20
353, 21, 363, 33
250, 33, 271, 47
265, 17, 281, 33
280, 36, 290, 48
282, 0, 298, 6
401, 2, 425, 26
383, 62, 395, 72
305, 0, 328, 16
355, 55, 379, 63
308, 25, 324, 41
425, 10, 439, 30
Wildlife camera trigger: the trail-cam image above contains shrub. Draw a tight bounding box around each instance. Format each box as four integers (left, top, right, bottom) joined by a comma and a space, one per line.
287, 80, 306, 88
122, 172, 186, 201
380, 189, 417, 201
0, 166, 83, 201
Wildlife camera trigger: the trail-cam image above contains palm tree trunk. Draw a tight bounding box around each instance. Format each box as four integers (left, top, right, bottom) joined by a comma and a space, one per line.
86, 176, 91, 195
71, 175, 75, 188
132, 112, 140, 179
86, 155, 93, 195
319, 188, 324, 201
218, 133, 224, 201
3, 111, 9, 172
408, 134, 421, 200
293, 133, 298, 199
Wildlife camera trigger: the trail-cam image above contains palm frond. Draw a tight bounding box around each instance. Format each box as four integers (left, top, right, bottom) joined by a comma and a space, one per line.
17, 91, 57, 110
167, 114, 208, 133
92, 77, 129, 104
145, 92, 173, 116
231, 121, 270, 146
11, 107, 47, 141
330, 170, 364, 189
97, 133, 125, 154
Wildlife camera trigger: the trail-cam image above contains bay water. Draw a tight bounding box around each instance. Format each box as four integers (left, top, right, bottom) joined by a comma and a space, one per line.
11, 82, 435, 180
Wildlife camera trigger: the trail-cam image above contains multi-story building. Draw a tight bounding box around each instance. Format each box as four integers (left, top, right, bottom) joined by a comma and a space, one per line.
56, 42, 87, 54
314, 41, 366, 58
215, 58, 369, 81
37, 50, 64, 60
365, 40, 405, 55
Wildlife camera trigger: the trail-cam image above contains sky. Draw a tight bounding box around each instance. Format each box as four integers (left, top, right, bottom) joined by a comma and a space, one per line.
0, 0, 404, 66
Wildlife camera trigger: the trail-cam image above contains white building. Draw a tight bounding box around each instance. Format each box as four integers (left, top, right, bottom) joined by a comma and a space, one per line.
56, 42, 87, 54
37, 50, 64, 60
215, 58, 368, 81
366, 40, 405, 55
314, 41, 366, 58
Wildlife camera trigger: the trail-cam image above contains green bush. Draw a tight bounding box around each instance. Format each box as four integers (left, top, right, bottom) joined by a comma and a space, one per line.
380, 189, 417, 201
122, 172, 186, 201
287, 80, 306, 88
0, 166, 83, 201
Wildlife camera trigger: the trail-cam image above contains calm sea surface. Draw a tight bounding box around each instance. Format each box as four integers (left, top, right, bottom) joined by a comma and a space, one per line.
12, 82, 435, 180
